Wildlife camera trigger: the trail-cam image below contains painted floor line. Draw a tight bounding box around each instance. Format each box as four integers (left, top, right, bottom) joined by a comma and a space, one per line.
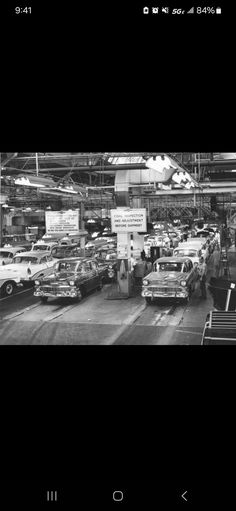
107, 303, 147, 345
43, 304, 80, 322
3, 303, 41, 321
0, 288, 33, 302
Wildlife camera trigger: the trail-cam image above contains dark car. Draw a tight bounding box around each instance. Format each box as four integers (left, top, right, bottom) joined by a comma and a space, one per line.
34, 257, 103, 303
51, 244, 81, 259
95, 254, 118, 282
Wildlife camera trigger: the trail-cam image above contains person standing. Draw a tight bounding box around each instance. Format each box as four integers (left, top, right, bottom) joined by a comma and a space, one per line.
141, 249, 146, 261
198, 256, 207, 298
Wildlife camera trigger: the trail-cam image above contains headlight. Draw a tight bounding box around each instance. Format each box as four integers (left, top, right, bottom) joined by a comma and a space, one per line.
35, 280, 40, 286
143, 279, 149, 286
69, 281, 75, 286
181, 281, 187, 287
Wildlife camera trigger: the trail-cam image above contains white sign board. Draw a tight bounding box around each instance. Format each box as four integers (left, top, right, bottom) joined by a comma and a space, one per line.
111, 209, 147, 233
46, 211, 79, 235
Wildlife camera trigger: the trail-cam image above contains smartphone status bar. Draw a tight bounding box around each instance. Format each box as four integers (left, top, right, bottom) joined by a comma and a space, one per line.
142, 6, 222, 15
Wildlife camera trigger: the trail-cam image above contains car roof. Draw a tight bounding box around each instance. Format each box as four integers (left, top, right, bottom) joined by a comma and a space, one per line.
56, 257, 95, 263
155, 257, 192, 263
13, 251, 52, 257
34, 241, 57, 246
0, 246, 26, 253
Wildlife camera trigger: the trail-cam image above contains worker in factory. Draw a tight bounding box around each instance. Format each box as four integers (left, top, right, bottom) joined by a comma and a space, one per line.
198, 256, 207, 299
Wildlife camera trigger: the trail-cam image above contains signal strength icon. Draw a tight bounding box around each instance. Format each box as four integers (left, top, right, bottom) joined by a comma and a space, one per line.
187, 6, 194, 13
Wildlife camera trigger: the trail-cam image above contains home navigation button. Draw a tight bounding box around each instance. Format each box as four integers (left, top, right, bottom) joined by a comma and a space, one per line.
113, 490, 124, 502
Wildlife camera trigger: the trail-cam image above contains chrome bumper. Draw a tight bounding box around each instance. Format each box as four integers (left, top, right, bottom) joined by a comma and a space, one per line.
142, 288, 188, 299
34, 287, 78, 298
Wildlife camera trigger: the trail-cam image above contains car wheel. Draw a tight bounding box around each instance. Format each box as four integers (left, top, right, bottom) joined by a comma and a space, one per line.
78, 286, 85, 299
40, 297, 48, 304
76, 288, 82, 302
2, 281, 15, 297
145, 297, 152, 305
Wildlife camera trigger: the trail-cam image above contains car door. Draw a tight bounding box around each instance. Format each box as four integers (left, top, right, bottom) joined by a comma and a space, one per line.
187, 260, 195, 284
85, 260, 98, 290
80, 261, 93, 292
90, 260, 100, 288
183, 260, 190, 287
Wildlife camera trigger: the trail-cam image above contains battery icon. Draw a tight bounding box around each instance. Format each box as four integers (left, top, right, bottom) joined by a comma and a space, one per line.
216, 7, 221, 14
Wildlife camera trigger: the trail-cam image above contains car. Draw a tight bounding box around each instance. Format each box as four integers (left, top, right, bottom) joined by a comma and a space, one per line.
51, 244, 81, 259
181, 238, 210, 262
0, 251, 57, 297
142, 256, 199, 304
0, 246, 27, 267
34, 257, 103, 303
173, 246, 203, 266
31, 241, 58, 253
95, 251, 118, 282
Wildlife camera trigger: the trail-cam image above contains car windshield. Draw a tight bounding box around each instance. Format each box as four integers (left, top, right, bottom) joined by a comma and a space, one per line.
55, 261, 80, 272
174, 249, 197, 257
13, 256, 39, 264
157, 262, 183, 272
0, 252, 11, 258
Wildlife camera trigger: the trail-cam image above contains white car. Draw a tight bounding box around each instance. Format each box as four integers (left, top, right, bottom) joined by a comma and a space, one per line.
0, 251, 57, 297
0, 246, 27, 266
179, 240, 210, 263
31, 241, 58, 252
173, 246, 203, 266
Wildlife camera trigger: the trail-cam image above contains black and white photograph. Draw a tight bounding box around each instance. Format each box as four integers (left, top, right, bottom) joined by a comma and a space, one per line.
1, 152, 236, 345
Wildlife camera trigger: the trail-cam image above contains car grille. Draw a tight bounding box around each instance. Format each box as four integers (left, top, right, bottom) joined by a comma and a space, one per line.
147, 286, 180, 293
41, 285, 71, 293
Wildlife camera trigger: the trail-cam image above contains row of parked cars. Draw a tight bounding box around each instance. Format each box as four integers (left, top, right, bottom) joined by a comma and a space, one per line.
0, 235, 118, 298
141, 225, 219, 304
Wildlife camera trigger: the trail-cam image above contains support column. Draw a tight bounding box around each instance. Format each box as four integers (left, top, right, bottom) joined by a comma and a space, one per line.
80, 202, 85, 256
117, 231, 132, 296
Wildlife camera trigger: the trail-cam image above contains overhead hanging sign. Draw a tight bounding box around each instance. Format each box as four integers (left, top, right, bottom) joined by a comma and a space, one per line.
46, 210, 79, 235
111, 208, 147, 233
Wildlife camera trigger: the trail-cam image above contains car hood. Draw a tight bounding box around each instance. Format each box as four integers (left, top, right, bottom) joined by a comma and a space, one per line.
0, 259, 11, 266
145, 271, 188, 284
0, 264, 41, 279
0, 264, 27, 275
